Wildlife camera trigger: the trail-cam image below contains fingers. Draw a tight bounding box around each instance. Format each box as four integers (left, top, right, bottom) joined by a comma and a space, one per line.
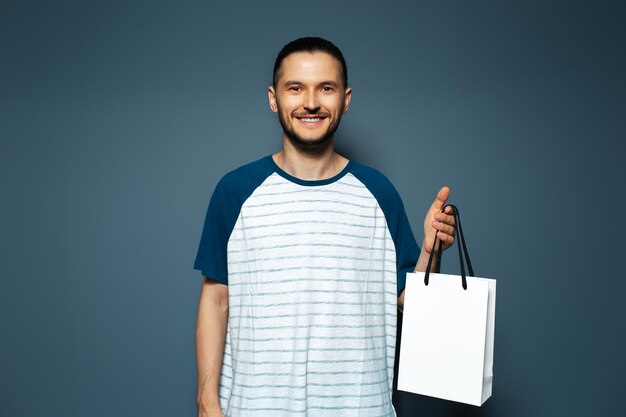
431, 211, 456, 248
424, 186, 456, 250
430, 186, 451, 211
434, 212, 455, 227
437, 231, 455, 246
432, 219, 455, 236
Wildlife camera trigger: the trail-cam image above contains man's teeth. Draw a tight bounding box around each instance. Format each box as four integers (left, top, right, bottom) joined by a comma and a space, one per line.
301, 117, 321, 122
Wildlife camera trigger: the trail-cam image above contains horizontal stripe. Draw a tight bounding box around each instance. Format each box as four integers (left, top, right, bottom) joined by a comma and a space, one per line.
306, 391, 391, 399
307, 369, 391, 376
231, 300, 385, 308
253, 187, 374, 201
242, 208, 379, 220
232, 254, 395, 265
228, 357, 393, 365
243, 198, 375, 210
220, 397, 393, 417
226, 377, 388, 390
236, 323, 395, 330
222, 368, 388, 384
221, 369, 388, 384
232, 334, 391, 342
232, 346, 394, 354
229, 230, 388, 242
230, 312, 396, 320
308, 402, 391, 410
229, 276, 396, 287
225, 389, 388, 401
237, 219, 386, 232
226, 401, 390, 413
229, 265, 396, 276
224, 383, 390, 400
228, 241, 395, 254
222, 368, 389, 379
228, 280, 397, 296
227, 404, 306, 413
230, 287, 397, 297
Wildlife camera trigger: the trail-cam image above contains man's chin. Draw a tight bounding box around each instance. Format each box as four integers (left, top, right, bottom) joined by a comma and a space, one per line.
286, 133, 333, 150
278, 114, 341, 152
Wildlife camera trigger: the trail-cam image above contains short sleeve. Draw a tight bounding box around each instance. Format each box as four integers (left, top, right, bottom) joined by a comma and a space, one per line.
193, 178, 238, 285
394, 204, 420, 295
193, 156, 276, 284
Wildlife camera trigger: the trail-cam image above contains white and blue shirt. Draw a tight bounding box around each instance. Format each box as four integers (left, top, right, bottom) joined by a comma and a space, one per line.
194, 155, 419, 417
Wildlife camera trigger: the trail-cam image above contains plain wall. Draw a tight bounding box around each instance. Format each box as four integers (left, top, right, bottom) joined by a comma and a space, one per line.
2, 0, 625, 416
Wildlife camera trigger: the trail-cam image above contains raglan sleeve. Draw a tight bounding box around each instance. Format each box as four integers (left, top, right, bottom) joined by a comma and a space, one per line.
193, 176, 237, 285
394, 197, 420, 295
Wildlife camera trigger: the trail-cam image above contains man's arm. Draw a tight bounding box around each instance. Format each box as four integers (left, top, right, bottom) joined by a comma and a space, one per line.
397, 245, 439, 312
196, 276, 228, 417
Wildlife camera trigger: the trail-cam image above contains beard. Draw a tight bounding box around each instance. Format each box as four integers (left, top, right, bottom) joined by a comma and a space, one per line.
277, 105, 343, 150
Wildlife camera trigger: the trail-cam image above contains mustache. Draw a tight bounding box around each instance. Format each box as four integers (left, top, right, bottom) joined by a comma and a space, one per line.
293, 112, 330, 118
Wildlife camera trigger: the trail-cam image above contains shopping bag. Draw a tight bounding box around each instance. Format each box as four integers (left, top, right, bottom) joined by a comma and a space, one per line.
397, 204, 496, 406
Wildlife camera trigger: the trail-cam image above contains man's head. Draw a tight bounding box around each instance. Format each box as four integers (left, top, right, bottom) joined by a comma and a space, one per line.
269, 37, 352, 150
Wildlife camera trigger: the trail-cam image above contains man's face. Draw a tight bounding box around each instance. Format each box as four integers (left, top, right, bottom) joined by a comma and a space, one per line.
268, 52, 352, 149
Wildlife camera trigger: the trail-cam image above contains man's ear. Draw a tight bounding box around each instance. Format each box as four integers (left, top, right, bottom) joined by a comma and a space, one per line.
268, 85, 278, 113
343, 86, 352, 113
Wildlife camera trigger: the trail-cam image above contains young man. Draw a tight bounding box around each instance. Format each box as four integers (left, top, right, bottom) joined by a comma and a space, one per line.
194, 37, 456, 417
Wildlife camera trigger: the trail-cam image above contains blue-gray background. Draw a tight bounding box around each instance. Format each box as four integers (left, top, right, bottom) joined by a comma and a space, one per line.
2, 0, 624, 416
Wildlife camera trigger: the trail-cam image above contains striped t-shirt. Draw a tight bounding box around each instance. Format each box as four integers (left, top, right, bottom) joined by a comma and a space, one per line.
194, 155, 419, 417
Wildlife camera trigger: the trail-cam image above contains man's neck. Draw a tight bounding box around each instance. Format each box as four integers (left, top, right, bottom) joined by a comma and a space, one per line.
272, 138, 349, 181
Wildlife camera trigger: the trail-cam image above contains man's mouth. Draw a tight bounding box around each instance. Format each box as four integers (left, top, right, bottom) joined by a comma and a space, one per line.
294, 114, 328, 126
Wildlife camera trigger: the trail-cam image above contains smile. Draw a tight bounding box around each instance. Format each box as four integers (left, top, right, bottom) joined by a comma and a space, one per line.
295, 115, 327, 126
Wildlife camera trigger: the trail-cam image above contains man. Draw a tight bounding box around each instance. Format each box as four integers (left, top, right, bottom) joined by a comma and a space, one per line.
194, 37, 456, 417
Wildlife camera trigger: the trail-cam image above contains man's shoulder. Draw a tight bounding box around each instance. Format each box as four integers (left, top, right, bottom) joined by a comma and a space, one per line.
216, 155, 274, 192
349, 160, 400, 197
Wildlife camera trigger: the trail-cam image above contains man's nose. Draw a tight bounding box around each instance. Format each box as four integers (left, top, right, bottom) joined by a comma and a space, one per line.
303, 91, 320, 111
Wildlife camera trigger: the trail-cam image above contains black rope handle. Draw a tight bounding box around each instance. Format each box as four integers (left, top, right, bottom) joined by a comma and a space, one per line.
456, 206, 474, 277
423, 204, 474, 290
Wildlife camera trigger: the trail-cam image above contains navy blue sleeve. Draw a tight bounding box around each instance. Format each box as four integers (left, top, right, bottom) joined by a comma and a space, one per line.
350, 163, 420, 295
394, 205, 420, 295
193, 176, 238, 285
193, 156, 275, 284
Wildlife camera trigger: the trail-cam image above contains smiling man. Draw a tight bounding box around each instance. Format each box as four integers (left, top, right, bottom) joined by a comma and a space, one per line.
194, 37, 457, 417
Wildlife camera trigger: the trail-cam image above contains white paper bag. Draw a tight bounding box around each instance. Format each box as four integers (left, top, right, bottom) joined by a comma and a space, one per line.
398, 271, 496, 406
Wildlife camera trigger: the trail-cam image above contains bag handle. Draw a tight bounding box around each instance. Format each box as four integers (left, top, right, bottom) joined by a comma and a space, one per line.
423, 204, 474, 290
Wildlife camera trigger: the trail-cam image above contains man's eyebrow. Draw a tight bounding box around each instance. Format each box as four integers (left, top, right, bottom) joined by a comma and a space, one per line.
282, 80, 340, 87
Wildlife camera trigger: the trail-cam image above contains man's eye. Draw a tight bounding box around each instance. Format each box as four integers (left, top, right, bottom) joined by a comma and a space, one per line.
289, 86, 302, 92
322, 87, 334, 92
